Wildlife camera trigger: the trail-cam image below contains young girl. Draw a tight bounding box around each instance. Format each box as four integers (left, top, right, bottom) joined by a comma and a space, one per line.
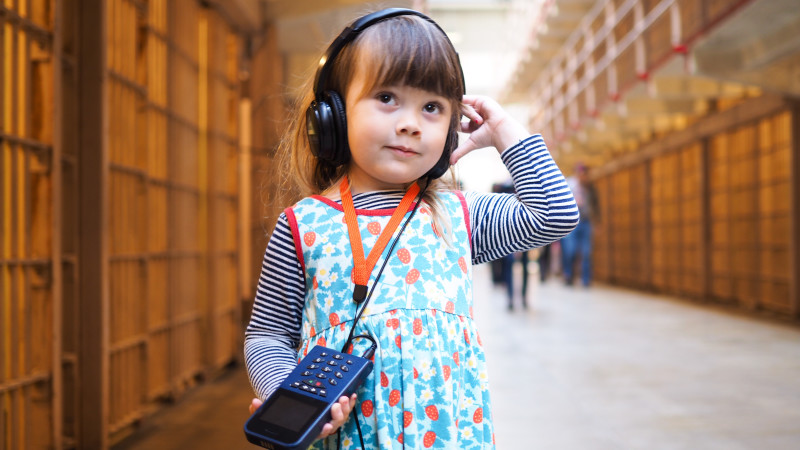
245, 9, 579, 449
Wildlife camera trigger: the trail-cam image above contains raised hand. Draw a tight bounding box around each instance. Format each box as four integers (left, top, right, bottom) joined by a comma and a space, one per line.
451, 95, 529, 165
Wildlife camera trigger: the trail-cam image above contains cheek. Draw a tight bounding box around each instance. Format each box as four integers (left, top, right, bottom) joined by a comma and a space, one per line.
428, 122, 451, 148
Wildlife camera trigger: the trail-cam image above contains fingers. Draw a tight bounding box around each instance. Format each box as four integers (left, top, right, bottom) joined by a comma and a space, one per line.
460, 102, 482, 125
461, 95, 502, 122
348, 393, 357, 410
317, 394, 357, 439
249, 398, 263, 415
449, 139, 478, 165
458, 94, 529, 155
318, 403, 342, 438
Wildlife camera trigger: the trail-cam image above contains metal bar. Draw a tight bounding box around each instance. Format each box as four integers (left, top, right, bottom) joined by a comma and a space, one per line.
0, 5, 53, 45
143, 101, 199, 134
0, 132, 52, 152
198, 7, 211, 371
107, 408, 148, 435
791, 101, 800, 318
108, 255, 147, 263
141, 24, 200, 72
107, 69, 146, 98
108, 336, 146, 353
110, 162, 202, 195
77, 0, 109, 447
211, 192, 236, 202
0, 258, 48, 266
238, 98, 252, 303
700, 136, 711, 300
151, 178, 201, 194
0, 371, 50, 394
143, 250, 203, 259
208, 129, 237, 146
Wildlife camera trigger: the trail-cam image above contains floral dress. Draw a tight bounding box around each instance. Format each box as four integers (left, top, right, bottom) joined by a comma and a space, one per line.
285, 190, 494, 449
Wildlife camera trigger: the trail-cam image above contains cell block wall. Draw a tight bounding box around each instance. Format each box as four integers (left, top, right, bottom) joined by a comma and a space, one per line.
678, 144, 705, 298
594, 102, 798, 318
710, 124, 760, 308
3, 0, 248, 447
605, 165, 650, 288
107, 0, 149, 433
202, 9, 241, 371
756, 111, 792, 314
1, 1, 58, 449
650, 151, 681, 294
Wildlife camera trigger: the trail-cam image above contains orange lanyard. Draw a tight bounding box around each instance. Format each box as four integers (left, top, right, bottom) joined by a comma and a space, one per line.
340, 176, 420, 302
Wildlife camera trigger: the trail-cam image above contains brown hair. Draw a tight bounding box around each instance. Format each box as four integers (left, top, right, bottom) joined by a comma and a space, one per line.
278, 13, 465, 239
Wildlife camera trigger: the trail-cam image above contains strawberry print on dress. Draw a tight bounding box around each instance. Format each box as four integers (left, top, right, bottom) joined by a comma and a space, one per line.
289, 191, 493, 449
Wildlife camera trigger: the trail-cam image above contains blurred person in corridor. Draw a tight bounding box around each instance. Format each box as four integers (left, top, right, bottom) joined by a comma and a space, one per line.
561, 163, 599, 287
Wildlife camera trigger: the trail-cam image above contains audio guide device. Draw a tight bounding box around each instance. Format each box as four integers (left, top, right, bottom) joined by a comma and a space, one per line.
244, 345, 373, 449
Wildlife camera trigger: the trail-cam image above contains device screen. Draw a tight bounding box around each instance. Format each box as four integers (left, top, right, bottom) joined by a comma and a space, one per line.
259, 391, 325, 434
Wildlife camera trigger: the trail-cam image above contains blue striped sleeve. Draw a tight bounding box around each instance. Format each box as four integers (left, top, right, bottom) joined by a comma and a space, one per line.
244, 213, 305, 400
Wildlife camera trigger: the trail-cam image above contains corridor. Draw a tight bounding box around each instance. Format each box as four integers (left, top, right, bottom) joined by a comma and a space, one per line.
114, 264, 800, 450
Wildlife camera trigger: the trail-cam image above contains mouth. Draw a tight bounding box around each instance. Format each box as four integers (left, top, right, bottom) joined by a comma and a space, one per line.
387, 146, 418, 156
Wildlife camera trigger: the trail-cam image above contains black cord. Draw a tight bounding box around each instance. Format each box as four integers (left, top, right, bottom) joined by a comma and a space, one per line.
341, 178, 431, 354
336, 178, 431, 450
353, 405, 366, 450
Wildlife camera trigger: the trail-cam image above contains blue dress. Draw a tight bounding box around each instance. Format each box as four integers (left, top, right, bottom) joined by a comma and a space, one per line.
286, 190, 494, 449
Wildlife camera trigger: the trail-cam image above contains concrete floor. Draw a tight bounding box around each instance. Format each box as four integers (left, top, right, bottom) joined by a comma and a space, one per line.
114, 265, 800, 449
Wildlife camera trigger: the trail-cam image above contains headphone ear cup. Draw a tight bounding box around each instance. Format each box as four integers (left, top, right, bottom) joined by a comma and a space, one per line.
307, 100, 333, 160
324, 91, 349, 166
306, 91, 348, 166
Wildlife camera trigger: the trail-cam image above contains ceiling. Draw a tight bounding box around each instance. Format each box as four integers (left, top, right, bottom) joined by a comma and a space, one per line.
497, 0, 800, 171
217, 0, 515, 97
217, 0, 800, 174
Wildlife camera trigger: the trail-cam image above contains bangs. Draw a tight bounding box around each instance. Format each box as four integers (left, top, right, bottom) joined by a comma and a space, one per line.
342, 15, 464, 104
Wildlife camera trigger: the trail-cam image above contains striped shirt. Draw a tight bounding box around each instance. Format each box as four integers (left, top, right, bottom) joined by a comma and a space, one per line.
245, 135, 579, 399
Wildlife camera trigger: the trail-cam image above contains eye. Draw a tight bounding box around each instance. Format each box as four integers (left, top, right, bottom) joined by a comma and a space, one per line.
424, 102, 443, 114
376, 92, 395, 104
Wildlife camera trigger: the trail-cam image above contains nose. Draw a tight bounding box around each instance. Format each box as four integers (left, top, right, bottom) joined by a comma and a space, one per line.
396, 109, 421, 136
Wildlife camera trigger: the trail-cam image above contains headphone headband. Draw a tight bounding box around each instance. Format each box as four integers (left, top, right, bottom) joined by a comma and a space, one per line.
307, 8, 464, 179
312, 8, 465, 98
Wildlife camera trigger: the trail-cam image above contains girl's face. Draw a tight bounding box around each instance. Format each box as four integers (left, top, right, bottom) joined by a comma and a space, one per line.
344, 66, 452, 192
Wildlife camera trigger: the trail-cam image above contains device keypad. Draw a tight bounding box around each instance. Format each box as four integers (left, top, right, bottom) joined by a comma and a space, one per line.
292, 349, 359, 397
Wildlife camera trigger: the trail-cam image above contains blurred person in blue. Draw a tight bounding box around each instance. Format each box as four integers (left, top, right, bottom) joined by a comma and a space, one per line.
492, 180, 531, 310
561, 163, 599, 287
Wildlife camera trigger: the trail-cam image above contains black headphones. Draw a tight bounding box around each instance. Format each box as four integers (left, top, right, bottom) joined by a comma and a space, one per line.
305, 8, 465, 179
